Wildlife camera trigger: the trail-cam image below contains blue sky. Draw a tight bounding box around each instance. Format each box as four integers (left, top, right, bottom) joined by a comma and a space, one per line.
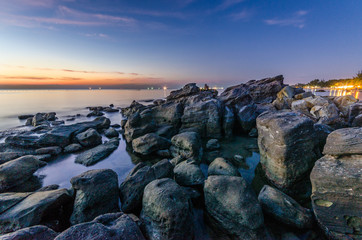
0, 0, 361, 88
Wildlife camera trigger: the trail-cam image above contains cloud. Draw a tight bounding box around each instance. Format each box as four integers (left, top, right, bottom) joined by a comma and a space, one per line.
229, 9, 252, 21
264, 10, 309, 28
217, 0, 245, 11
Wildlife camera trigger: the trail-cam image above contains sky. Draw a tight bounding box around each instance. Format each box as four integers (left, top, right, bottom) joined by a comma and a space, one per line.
0, 0, 361, 89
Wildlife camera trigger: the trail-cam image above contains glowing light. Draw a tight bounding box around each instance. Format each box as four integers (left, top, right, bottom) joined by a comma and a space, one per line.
163, 86, 167, 90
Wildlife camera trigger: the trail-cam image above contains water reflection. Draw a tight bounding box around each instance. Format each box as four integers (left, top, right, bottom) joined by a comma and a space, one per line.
306, 87, 361, 100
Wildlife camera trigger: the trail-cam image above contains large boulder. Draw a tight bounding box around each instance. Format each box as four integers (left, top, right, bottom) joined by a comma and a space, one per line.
140, 178, 195, 240
208, 157, 240, 177
0, 225, 58, 240
258, 185, 314, 229
70, 169, 119, 225
333, 95, 358, 116
0, 189, 73, 234
55, 212, 145, 240
173, 160, 205, 187
123, 111, 156, 143
181, 99, 222, 138
204, 175, 268, 239
120, 160, 174, 213
151, 102, 183, 127
236, 103, 258, 132
104, 127, 119, 138
0, 156, 46, 193
132, 133, 171, 155
348, 102, 362, 126
75, 138, 119, 166
75, 128, 102, 148
166, 83, 200, 101
256, 111, 321, 189
170, 132, 202, 161
310, 127, 362, 239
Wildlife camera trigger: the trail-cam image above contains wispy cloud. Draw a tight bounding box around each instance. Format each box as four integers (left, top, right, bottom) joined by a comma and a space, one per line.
229, 9, 253, 21
217, 0, 245, 11
265, 10, 309, 28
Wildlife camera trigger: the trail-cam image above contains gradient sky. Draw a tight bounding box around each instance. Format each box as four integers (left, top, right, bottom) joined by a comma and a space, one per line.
0, 0, 361, 88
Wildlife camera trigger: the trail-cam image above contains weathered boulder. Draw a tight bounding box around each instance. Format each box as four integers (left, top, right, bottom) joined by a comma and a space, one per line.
206, 139, 220, 150
155, 125, 177, 139
310, 127, 362, 239
323, 127, 362, 156
120, 160, 174, 213
294, 91, 313, 100
151, 102, 183, 127
291, 99, 309, 114
258, 185, 314, 229
35, 146, 62, 156
63, 143, 82, 153
277, 86, 296, 99
0, 152, 23, 165
256, 111, 321, 189
132, 133, 171, 155
236, 103, 258, 132
0, 156, 46, 193
123, 111, 156, 143
75, 138, 119, 166
348, 102, 362, 125
32, 113, 45, 126
310, 103, 339, 122
18, 114, 34, 120
333, 95, 358, 116
166, 83, 200, 101
208, 157, 240, 177
56, 212, 145, 240
170, 132, 202, 161
204, 175, 268, 239
140, 178, 194, 240
304, 96, 329, 108
0, 189, 73, 233
104, 127, 119, 138
173, 160, 205, 187
75, 128, 102, 148
181, 99, 222, 138
352, 114, 362, 127
0, 225, 58, 240
70, 169, 119, 225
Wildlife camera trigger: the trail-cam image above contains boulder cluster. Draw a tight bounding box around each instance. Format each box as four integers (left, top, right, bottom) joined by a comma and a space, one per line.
0, 75, 361, 240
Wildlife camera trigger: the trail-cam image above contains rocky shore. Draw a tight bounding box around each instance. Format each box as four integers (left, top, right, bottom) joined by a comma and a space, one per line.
0, 75, 361, 240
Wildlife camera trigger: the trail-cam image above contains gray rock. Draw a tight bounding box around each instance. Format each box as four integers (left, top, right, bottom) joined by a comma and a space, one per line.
173, 160, 205, 187
333, 95, 358, 116
170, 132, 202, 161
0, 189, 73, 233
0, 152, 23, 165
236, 103, 258, 132
294, 92, 313, 100
204, 175, 268, 239
123, 112, 156, 143
35, 146, 62, 156
0, 225, 58, 240
18, 114, 34, 120
104, 127, 119, 138
166, 83, 200, 101
155, 125, 177, 139
63, 144, 82, 153
56, 212, 145, 240
75, 128, 102, 148
33, 154, 53, 162
151, 102, 183, 127
222, 105, 234, 138
256, 111, 321, 189
32, 113, 45, 126
70, 169, 119, 225
348, 102, 362, 125
208, 157, 240, 177
352, 114, 362, 127
156, 149, 171, 158
248, 128, 258, 137
323, 127, 362, 156
120, 160, 173, 213
140, 178, 194, 240
0, 156, 46, 193
75, 138, 119, 166
258, 185, 314, 229
206, 139, 220, 150
132, 133, 171, 155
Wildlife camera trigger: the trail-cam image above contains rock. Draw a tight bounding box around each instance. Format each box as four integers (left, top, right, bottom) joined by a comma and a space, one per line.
34, 154, 53, 162
248, 128, 258, 137
32, 113, 45, 126
291, 99, 309, 114
18, 114, 34, 120
236, 103, 258, 132
333, 95, 358, 116
294, 92, 313, 100
51, 120, 64, 126
104, 127, 119, 138
348, 102, 362, 125
206, 139, 220, 150
140, 178, 194, 240
5, 135, 41, 148
204, 175, 268, 239
121, 101, 147, 118
0, 156, 46, 193
44, 112, 56, 121
151, 102, 183, 127
75, 138, 119, 166
35, 146, 62, 156
166, 83, 200, 101
304, 96, 330, 108
25, 118, 33, 126
208, 157, 240, 177
155, 125, 177, 139
181, 99, 222, 138
132, 133, 171, 155
37, 184, 59, 192
0, 225, 58, 240
219, 75, 284, 105
233, 154, 244, 162
0, 189, 73, 233
258, 185, 314, 229
0, 152, 23, 165
63, 143, 82, 153
310, 103, 339, 121
120, 160, 173, 213
156, 149, 171, 158
352, 114, 362, 127
70, 169, 119, 225
222, 105, 234, 138
277, 86, 296, 99
170, 132, 202, 161
256, 111, 321, 188
123, 112, 156, 143
173, 160, 205, 187
75, 128, 102, 148
311, 155, 361, 239
38, 117, 110, 147
55, 212, 145, 240
323, 127, 362, 156
111, 123, 120, 128
86, 111, 104, 117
